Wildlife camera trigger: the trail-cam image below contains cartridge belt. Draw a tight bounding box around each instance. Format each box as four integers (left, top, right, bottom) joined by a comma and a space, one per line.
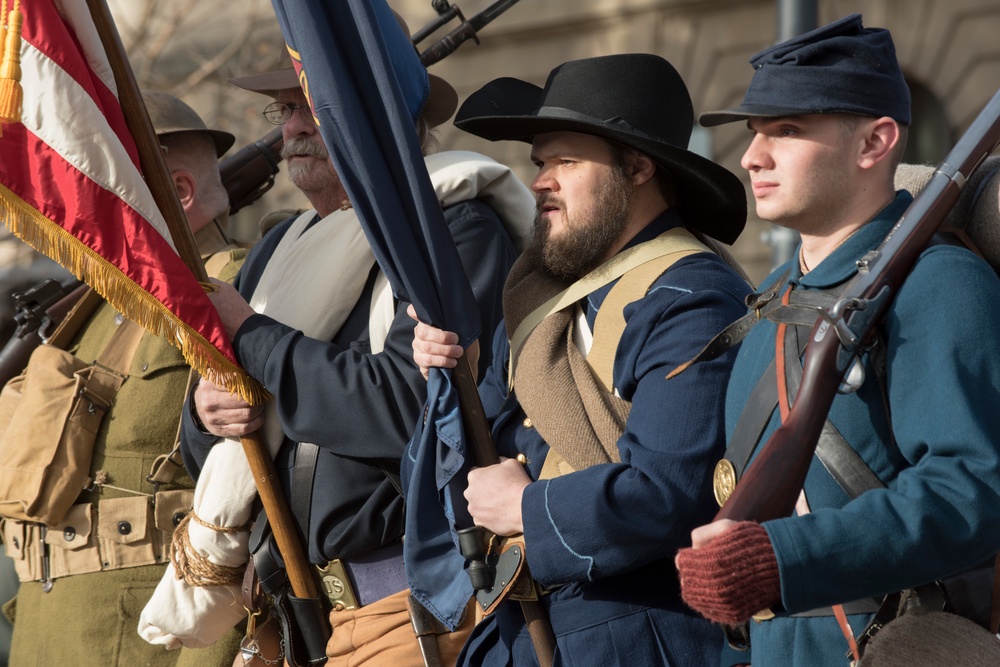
0, 489, 193, 586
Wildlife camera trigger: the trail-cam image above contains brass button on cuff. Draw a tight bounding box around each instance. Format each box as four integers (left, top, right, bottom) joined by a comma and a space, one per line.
522, 417, 533, 428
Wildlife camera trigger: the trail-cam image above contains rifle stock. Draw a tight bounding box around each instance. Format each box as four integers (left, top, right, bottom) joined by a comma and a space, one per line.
718, 87, 1000, 523
219, 127, 283, 216
0, 280, 86, 388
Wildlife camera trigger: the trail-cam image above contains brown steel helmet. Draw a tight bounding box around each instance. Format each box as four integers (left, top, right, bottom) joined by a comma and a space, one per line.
141, 90, 235, 157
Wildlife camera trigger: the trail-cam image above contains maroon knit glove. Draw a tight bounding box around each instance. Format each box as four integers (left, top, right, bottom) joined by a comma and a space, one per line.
676, 521, 781, 626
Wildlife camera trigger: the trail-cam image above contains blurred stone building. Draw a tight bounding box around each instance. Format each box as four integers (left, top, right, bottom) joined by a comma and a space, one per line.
3, 0, 999, 309
400, 0, 1000, 282
103, 0, 1000, 283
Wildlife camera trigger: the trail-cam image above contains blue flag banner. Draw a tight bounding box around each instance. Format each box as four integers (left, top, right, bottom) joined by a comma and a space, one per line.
270, 0, 480, 628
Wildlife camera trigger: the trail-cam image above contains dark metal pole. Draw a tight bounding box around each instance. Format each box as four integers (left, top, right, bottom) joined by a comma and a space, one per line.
777, 0, 817, 42
764, 0, 818, 269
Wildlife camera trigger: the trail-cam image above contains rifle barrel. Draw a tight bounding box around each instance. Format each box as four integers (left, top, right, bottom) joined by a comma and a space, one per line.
419, 0, 523, 66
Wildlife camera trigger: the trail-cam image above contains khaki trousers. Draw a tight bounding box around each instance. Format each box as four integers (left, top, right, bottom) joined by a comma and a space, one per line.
326, 589, 475, 667
7, 564, 242, 667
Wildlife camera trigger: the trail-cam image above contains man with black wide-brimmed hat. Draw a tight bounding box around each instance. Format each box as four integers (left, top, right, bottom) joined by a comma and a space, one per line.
675, 14, 1000, 666
410, 53, 751, 665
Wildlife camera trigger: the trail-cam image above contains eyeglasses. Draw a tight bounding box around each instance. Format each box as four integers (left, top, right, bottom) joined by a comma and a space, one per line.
262, 102, 311, 125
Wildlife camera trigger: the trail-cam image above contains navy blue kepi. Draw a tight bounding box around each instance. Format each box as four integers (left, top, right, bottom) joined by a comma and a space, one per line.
699, 13, 910, 127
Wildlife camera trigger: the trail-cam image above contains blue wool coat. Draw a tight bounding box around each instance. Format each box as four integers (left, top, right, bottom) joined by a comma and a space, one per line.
727, 192, 1000, 666
461, 211, 751, 667
181, 199, 515, 565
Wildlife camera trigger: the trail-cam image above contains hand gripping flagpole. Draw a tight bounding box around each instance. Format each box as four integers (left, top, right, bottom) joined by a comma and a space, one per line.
85, 0, 319, 604
453, 356, 556, 667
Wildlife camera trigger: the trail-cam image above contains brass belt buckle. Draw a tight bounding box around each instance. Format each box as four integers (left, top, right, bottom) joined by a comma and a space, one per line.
317, 559, 359, 611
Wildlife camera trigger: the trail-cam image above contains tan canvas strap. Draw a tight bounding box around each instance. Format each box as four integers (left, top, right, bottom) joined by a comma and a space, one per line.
538, 450, 575, 480
71, 316, 146, 421
94, 317, 145, 375
536, 242, 708, 482
508, 228, 709, 388
587, 244, 705, 392
46, 287, 104, 350
203, 248, 236, 279
147, 368, 199, 487
510, 229, 710, 477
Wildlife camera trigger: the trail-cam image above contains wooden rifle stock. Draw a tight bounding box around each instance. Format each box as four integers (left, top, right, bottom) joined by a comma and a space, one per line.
219, 127, 284, 216
717, 87, 1000, 523
452, 355, 556, 667
0, 280, 86, 388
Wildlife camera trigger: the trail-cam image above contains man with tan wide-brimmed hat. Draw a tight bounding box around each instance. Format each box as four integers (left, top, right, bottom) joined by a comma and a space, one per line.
143, 8, 535, 666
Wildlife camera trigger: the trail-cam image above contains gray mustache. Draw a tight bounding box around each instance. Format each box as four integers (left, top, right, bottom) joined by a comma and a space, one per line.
281, 137, 328, 161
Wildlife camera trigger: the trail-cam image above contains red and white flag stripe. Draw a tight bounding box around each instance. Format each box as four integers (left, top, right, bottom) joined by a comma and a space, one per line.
0, 0, 250, 396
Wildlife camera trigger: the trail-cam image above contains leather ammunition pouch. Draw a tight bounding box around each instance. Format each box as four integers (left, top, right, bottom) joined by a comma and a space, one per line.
248, 514, 330, 667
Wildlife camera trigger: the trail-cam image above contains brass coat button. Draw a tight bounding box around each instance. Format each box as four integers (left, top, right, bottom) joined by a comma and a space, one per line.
522, 417, 533, 428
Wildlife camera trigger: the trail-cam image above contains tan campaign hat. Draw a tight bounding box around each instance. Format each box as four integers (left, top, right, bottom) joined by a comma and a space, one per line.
228, 12, 457, 128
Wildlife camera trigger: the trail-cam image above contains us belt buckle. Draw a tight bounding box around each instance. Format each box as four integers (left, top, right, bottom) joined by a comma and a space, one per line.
317, 559, 360, 611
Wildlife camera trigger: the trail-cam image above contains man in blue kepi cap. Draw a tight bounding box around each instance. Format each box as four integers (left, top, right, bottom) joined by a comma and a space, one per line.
675, 13, 1000, 666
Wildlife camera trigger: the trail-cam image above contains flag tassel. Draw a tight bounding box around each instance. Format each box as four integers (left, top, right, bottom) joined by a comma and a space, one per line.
0, 0, 23, 130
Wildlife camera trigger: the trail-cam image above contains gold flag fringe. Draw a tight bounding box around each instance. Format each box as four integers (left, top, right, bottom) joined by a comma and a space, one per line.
0, 183, 269, 405
0, 0, 23, 132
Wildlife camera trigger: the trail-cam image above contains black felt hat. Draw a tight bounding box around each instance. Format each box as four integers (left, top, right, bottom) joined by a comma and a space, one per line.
454, 54, 746, 244
700, 14, 910, 127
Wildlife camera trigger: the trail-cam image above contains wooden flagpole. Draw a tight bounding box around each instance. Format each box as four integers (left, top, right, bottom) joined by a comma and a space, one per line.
85, 0, 318, 601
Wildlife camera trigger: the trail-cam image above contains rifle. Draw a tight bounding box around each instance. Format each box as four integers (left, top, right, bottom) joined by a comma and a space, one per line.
717, 87, 1000, 524
414, 0, 523, 67
0, 278, 87, 387
217, 0, 524, 217
220, 126, 284, 216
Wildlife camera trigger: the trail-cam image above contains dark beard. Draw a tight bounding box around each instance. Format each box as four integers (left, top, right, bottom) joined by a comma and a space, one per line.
526, 165, 633, 281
